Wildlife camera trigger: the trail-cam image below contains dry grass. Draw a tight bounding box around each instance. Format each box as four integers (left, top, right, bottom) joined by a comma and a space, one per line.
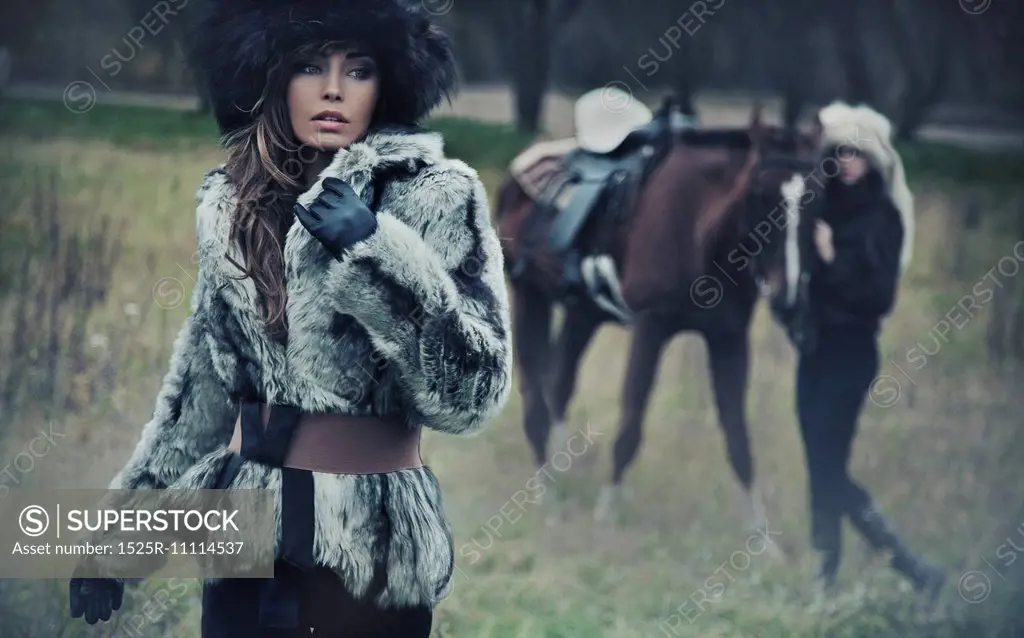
0, 131, 1023, 637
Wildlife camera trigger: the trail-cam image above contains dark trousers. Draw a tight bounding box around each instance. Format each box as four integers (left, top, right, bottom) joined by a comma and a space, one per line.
795, 326, 878, 577
201, 562, 433, 638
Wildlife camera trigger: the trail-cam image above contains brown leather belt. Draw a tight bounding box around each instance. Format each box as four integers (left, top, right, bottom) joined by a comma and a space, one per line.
215, 400, 422, 629
226, 402, 423, 475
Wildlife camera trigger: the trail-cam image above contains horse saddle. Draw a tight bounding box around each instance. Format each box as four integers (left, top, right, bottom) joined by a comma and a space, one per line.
508, 104, 693, 257
507, 98, 696, 322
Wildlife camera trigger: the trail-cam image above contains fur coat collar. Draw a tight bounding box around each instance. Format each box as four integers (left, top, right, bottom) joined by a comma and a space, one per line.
198, 124, 448, 284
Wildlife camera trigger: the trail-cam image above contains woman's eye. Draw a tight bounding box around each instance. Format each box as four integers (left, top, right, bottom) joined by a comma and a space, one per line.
299, 63, 321, 75
348, 66, 375, 80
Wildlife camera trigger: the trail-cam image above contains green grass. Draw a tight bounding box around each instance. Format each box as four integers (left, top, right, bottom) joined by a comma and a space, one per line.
429, 116, 535, 170
894, 139, 1024, 195
0, 97, 222, 149
1, 99, 1024, 637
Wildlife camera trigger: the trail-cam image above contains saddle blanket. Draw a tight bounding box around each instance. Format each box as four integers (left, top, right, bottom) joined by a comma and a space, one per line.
509, 137, 580, 209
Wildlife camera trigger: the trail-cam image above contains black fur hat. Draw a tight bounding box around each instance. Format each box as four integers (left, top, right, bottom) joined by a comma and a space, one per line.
183, 0, 459, 135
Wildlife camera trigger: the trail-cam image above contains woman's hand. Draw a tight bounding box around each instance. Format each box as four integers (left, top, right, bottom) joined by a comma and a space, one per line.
294, 177, 377, 260
69, 575, 124, 624
814, 220, 835, 264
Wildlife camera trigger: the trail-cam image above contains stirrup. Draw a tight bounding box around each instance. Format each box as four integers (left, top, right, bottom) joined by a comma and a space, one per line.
580, 255, 633, 324
563, 251, 584, 288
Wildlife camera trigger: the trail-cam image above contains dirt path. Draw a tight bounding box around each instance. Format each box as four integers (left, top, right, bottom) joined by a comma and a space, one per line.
8, 82, 1024, 151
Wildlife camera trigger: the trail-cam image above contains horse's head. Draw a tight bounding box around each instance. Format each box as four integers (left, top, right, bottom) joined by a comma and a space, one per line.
740, 114, 833, 325
612, 104, 841, 318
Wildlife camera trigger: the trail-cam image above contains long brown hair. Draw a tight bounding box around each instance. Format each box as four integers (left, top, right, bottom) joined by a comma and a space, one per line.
220, 41, 372, 340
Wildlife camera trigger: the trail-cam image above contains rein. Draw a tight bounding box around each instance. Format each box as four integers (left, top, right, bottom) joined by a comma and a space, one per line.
755, 153, 821, 175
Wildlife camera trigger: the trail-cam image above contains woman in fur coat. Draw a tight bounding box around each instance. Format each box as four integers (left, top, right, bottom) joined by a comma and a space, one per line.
67, 1, 512, 635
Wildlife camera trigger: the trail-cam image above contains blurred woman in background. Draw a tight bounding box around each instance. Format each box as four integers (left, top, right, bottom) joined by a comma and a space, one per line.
793, 102, 945, 601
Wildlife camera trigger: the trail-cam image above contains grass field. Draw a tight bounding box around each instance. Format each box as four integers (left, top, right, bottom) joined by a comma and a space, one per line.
1, 99, 1024, 637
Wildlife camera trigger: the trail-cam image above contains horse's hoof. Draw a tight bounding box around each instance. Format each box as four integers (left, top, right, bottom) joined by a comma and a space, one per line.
544, 501, 568, 527
547, 422, 570, 461
593, 484, 625, 523
749, 525, 787, 562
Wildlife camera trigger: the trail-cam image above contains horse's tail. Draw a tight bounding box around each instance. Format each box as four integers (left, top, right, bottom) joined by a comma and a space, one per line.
494, 173, 528, 221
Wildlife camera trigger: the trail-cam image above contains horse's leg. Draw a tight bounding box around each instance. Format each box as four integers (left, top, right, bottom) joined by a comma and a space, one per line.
535, 303, 605, 525
512, 280, 555, 469
594, 314, 675, 523
545, 303, 604, 458
704, 327, 781, 556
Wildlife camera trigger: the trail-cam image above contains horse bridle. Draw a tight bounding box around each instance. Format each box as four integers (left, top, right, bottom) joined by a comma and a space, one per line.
745, 152, 824, 298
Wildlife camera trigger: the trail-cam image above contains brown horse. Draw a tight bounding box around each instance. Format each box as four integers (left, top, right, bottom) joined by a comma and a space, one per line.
495, 104, 826, 535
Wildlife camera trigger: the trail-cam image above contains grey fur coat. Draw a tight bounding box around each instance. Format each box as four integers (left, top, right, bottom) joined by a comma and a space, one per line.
106, 125, 513, 609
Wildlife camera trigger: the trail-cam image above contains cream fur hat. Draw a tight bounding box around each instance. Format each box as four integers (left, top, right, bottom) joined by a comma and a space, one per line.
816, 101, 915, 275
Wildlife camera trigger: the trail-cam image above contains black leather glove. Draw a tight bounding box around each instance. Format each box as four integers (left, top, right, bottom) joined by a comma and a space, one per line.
293, 177, 377, 260
69, 576, 124, 624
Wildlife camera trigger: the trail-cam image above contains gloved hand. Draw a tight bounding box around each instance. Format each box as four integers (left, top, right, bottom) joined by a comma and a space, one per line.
293, 177, 377, 260
69, 576, 124, 624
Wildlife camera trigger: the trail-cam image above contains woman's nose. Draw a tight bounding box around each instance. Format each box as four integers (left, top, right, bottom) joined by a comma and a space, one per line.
323, 76, 344, 102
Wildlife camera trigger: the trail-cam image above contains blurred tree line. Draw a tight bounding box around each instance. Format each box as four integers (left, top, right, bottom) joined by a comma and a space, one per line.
2, 0, 1021, 138
449, 0, 1023, 137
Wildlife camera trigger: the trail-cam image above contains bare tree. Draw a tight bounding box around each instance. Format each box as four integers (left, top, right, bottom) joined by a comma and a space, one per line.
968, 0, 1024, 113
596, 0, 708, 116
757, 0, 822, 133
825, 0, 876, 105
503, 0, 585, 135
470, 0, 581, 134
0, 0, 53, 50
118, 0, 209, 109
1, 0, 58, 89
875, 0, 955, 140
510, 0, 552, 134
814, 0, 957, 140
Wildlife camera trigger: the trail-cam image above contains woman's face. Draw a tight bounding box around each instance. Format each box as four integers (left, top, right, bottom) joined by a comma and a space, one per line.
838, 153, 870, 185
287, 48, 380, 151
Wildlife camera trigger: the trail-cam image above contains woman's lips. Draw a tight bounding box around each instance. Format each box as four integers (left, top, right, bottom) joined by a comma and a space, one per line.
314, 120, 346, 132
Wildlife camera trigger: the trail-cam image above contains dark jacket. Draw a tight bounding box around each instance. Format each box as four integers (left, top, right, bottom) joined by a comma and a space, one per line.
807, 168, 905, 337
